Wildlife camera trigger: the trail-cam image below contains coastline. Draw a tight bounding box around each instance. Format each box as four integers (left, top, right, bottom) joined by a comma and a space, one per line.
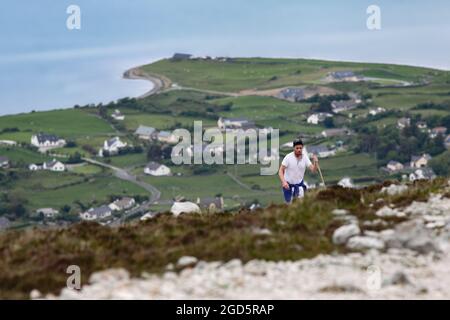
123, 66, 172, 99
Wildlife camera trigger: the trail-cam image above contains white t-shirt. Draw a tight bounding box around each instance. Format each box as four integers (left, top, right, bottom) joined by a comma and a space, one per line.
281, 152, 312, 184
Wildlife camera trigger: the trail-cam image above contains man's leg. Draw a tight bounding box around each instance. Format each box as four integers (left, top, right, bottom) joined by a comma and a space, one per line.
282, 186, 293, 203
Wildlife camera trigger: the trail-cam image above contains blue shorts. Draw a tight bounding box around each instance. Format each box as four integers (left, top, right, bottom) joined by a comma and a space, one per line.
283, 182, 307, 203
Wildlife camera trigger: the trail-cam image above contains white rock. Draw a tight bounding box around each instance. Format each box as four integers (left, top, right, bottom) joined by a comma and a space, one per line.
89, 268, 130, 284
332, 209, 350, 216
140, 212, 157, 221
30, 289, 42, 300
381, 184, 408, 196
332, 224, 361, 245
393, 221, 439, 254
426, 221, 446, 229
177, 256, 198, 268
364, 230, 380, 238
363, 219, 389, 228
338, 177, 354, 188
347, 236, 385, 250
170, 202, 201, 216
251, 228, 272, 236
376, 206, 406, 218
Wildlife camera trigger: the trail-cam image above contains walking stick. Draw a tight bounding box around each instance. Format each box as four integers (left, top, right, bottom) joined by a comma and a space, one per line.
317, 161, 326, 188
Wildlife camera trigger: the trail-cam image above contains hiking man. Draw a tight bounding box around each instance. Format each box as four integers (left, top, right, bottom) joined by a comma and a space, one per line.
278, 139, 319, 203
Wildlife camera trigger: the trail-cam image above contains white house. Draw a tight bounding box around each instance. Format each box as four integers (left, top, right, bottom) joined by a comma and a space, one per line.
101, 137, 127, 155
445, 134, 450, 149
410, 154, 432, 168
369, 107, 386, 116
144, 162, 171, 176
409, 168, 436, 182
307, 113, 332, 125
327, 71, 363, 82
416, 121, 428, 130
331, 100, 359, 113
0, 140, 17, 146
43, 159, 66, 172
157, 131, 178, 144
397, 118, 411, 129
135, 125, 156, 140
80, 206, 112, 221
31, 133, 66, 148
338, 177, 355, 188
111, 109, 125, 121
217, 117, 255, 130
321, 128, 350, 138
306, 145, 336, 158
0, 156, 9, 169
196, 196, 224, 213
386, 161, 404, 172
36, 208, 59, 218
109, 197, 136, 211
29, 163, 42, 171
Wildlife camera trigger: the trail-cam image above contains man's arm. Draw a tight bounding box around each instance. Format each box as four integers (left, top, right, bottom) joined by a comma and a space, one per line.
279, 165, 289, 189
308, 154, 319, 173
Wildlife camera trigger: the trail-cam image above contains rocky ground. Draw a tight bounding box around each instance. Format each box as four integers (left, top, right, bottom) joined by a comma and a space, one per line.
43, 181, 450, 300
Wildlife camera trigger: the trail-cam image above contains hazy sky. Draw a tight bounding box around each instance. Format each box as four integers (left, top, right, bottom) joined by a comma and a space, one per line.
0, 0, 449, 115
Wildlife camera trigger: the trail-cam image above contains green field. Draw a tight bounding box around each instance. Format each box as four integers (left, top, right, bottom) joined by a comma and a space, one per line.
142, 57, 442, 93
0, 146, 51, 164
0, 109, 114, 142
8, 171, 150, 210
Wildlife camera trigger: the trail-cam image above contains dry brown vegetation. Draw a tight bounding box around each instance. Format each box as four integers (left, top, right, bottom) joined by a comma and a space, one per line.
0, 178, 448, 299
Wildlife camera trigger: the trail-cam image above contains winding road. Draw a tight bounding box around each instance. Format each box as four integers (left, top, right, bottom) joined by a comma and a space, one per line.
82, 157, 161, 225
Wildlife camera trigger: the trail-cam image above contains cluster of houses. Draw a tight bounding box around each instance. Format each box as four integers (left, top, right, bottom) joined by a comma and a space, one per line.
385, 153, 437, 181
305, 95, 362, 126
326, 71, 364, 83
170, 53, 231, 62
80, 197, 136, 221
29, 158, 66, 172
397, 118, 449, 140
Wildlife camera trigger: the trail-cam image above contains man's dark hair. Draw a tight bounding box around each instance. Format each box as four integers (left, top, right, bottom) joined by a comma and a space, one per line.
293, 139, 304, 147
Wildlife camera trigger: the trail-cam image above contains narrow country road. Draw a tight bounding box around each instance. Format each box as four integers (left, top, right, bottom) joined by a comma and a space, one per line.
82, 158, 162, 225
82, 157, 161, 202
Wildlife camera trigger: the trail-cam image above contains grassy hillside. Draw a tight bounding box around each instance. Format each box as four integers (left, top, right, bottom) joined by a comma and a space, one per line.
1, 56, 449, 231
141, 57, 443, 92
0, 109, 114, 143
0, 177, 447, 299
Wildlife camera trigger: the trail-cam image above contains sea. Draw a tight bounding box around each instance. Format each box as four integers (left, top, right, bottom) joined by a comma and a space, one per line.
1, 0, 449, 116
